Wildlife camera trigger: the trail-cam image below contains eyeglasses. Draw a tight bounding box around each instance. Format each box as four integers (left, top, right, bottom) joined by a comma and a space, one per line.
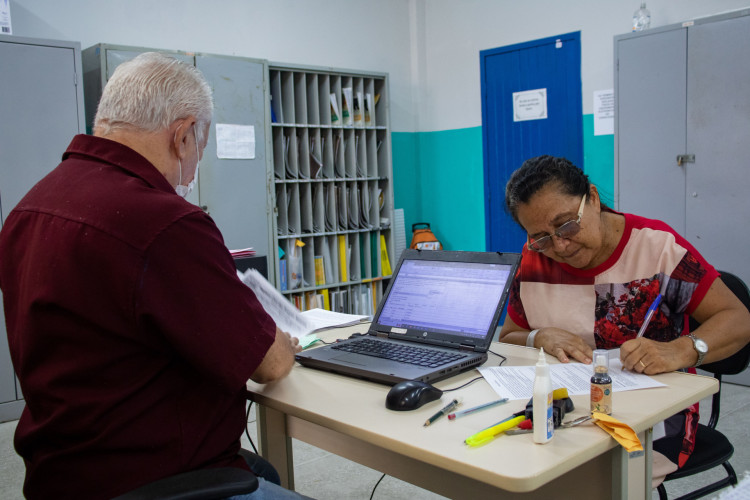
527, 194, 587, 252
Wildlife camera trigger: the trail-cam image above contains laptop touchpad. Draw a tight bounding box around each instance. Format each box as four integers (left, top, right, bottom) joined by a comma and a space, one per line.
331, 354, 369, 366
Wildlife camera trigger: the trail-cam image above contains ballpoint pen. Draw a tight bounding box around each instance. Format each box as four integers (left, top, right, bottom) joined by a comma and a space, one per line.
464, 415, 526, 447
636, 294, 662, 338
448, 398, 508, 420
424, 398, 460, 427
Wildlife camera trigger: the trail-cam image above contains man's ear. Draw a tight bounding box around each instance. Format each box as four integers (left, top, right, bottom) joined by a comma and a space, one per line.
170, 117, 196, 160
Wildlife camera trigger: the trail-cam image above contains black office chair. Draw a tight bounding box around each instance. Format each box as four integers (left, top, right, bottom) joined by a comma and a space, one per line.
113, 449, 262, 500
656, 271, 750, 500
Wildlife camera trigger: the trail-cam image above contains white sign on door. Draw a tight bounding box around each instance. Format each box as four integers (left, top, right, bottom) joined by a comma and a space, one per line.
513, 88, 548, 122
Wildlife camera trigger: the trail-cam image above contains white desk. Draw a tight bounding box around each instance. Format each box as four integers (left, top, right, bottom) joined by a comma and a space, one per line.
247, 324, 718, 499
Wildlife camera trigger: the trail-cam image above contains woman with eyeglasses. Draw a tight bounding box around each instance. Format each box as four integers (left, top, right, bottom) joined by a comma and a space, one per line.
498, 155, 750, 487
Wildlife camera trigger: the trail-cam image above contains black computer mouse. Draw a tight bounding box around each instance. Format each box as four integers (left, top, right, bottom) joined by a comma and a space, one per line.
385, 380, 443, 411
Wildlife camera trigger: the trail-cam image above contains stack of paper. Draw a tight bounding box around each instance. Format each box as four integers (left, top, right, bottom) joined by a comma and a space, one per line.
230, 247, 256, 258
299, 308, 369, 332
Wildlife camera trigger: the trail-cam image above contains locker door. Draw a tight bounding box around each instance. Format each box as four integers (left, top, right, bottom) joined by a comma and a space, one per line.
615, 28, 687, 234
195, 56, 270, 259
0, 37, 84, 417
685, 15, 750, 286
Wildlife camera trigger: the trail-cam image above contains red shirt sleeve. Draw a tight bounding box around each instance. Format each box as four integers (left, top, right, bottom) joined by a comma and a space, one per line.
137, 211, 276, 391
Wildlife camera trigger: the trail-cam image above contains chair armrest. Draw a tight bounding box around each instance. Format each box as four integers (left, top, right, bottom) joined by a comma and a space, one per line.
112, 467, 259, 500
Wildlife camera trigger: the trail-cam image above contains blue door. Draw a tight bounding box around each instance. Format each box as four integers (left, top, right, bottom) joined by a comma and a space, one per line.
481, 32, 583, 253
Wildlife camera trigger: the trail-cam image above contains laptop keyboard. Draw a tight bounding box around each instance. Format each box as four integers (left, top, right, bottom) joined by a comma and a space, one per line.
332, 338, 468, 368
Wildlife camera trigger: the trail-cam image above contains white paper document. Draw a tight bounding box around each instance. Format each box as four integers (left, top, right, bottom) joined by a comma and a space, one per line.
0, 0, 11, 34
479, 358, 666, 401
237, 268, 314, 338
216, 124, 255, 159
300, 308, 370, 332
593, 89, 615, 136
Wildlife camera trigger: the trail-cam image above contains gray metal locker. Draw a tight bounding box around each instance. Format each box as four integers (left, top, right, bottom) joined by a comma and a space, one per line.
82, 45, 273, 279
615, 9, 750, 284
615, 9, 750, 385
0, 35, 86, 421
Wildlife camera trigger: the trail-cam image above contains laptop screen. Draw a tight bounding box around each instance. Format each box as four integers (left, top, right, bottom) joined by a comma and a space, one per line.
376, 257, 514, 339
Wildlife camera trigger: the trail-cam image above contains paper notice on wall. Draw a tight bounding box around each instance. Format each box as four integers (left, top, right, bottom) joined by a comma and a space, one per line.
593, 89, 615, 136
0, 0, 12, 34
513, 88, 547, 122
216, 124, 255, 159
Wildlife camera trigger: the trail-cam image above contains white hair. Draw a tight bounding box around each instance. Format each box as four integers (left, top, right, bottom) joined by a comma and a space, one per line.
94, 52, 213, 143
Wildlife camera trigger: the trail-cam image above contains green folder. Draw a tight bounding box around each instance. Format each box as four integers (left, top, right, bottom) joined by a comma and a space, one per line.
370, 232, 378, 277
360, 233, 366, 279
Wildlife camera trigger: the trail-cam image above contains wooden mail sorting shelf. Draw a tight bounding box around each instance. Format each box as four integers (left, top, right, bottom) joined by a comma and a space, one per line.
268, 65, 395, 316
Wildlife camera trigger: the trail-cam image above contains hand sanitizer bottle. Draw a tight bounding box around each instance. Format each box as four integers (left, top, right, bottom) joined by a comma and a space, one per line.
533, 348, 554, 444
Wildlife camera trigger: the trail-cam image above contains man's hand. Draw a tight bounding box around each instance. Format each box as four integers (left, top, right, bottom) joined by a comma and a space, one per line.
285, 330, 302, 354
250, 327, 299, 384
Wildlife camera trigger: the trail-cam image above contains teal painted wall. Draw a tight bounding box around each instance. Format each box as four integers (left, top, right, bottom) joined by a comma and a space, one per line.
392, 115, 613, 251
582, 114, 615, 207
392, 129, 486, 251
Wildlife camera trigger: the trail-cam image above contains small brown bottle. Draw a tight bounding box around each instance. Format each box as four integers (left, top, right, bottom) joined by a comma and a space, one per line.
590, 349, 612, 415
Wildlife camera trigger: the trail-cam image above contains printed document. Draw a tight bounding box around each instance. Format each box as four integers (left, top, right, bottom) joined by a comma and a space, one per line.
237, 268, 314, 338
479, 358, 665, 401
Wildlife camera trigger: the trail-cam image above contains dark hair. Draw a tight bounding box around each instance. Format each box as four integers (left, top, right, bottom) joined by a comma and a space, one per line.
504, 155, 593, 224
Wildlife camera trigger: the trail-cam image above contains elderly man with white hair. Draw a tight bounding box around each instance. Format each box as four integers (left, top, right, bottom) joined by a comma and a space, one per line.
0, 52, 311, 499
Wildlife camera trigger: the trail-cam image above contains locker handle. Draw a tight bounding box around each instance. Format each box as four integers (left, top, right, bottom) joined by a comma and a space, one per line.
677, 154, 695, 166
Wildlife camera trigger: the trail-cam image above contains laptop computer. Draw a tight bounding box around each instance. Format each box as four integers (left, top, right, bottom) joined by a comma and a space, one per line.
295, 249, 520, 385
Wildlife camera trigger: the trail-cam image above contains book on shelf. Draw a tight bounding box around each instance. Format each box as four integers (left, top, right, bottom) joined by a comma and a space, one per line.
359, 233, 366, 279
353, 91, 363, 126
330, 289, 349, 313
380, 234, 392, 276
364, 93, 373, 126
329, 93, 340, 125
370, 232, 378, 277
338, 234, 348, 282
341, 87, 353, 126
314, 255, 325, 286
279, 258, 288, 291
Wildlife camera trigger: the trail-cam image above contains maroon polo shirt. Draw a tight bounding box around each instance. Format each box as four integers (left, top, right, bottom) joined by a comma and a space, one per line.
0, 135, 277, 499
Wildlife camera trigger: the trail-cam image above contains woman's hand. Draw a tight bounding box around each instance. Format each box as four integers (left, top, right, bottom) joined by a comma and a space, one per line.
536, 328, 593, 364
498, 317, 592, 363
620, 337, 693, 374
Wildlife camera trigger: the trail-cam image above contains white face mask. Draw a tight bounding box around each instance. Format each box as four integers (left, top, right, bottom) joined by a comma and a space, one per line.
175, 125, 200, 198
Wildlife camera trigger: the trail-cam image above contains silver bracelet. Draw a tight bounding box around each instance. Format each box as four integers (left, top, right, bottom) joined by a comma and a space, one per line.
526, 329, 540, 348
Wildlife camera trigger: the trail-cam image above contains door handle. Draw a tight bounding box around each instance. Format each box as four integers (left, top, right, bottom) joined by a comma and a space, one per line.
676, 154, 695, 166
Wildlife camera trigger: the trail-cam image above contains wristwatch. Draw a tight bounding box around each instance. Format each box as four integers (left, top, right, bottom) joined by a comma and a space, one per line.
687, 333, 708, 367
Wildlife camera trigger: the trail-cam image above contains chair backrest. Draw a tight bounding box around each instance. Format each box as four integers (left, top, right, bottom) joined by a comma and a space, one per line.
688, 271, 750, 429
696, 271, 750, 376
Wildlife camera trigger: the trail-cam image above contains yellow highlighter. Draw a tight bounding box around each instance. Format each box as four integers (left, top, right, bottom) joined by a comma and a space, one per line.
464, 415, 526, 447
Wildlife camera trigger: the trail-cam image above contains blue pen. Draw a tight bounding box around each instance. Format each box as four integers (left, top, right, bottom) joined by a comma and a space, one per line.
636, 294, 662, 338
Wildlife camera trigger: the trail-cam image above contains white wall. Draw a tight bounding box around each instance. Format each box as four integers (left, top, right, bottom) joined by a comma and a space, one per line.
8, 0, 418, 130
418, 0, 750, 131
8, 0, 750, 133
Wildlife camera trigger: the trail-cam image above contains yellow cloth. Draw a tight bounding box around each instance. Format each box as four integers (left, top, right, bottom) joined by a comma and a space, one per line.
592, 412, 644, 456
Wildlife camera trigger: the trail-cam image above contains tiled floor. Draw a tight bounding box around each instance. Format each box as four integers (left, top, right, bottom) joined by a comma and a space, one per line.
2, 382, 750, 499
